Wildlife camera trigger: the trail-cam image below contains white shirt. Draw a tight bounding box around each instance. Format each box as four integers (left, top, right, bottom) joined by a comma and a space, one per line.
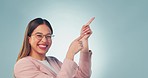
38, 59, 58, 74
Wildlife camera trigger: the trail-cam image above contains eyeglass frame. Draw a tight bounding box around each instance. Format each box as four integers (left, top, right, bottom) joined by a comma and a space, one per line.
31, 32, 55, 41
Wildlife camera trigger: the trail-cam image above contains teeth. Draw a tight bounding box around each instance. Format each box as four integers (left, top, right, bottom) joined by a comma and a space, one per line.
38, 45, 46, 48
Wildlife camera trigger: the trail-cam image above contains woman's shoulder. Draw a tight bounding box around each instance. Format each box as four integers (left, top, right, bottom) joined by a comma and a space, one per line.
16, 56, 33, 63
14, 56, 36, 68
14, 56, 36, 73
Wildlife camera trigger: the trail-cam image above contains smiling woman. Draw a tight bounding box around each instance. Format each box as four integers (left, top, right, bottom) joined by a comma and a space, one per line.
16, 18, 54, 61
14, 17, 94, 78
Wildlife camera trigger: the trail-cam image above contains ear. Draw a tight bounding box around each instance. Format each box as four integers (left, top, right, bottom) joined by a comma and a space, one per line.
28, 36, 31, 44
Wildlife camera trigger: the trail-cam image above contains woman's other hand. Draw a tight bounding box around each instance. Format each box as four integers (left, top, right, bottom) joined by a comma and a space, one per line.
80, 25, 92, 40
66, 36, 83, 60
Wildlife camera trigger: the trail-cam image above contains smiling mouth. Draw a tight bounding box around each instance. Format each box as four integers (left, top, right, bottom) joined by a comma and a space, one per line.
38, 44, 48, 50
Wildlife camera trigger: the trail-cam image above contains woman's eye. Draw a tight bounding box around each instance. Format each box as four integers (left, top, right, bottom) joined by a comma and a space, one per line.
36, 34, 42, 38
47, 35, 51, 38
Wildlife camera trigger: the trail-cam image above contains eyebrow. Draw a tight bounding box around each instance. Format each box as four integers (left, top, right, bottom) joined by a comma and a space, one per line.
35, 32, 52, 35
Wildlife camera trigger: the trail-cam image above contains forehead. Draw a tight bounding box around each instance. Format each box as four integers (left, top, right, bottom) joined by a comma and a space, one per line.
32, 24, 51, 34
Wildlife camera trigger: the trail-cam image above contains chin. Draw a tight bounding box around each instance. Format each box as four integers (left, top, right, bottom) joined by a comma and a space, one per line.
37, 50, 48, 55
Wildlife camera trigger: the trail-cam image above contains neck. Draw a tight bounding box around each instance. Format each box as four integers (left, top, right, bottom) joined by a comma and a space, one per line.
29, 51, 46, 61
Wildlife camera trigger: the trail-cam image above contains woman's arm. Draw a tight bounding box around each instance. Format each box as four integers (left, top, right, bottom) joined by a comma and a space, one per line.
74, 17, 95, 78
66, 35, 84, 61
66, 17, 95, 60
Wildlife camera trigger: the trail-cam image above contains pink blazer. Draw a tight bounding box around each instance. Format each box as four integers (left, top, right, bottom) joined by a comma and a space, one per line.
14, 51, 92, 78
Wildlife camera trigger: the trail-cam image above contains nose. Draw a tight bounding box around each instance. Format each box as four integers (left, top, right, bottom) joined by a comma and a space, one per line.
41, 36, 47, 42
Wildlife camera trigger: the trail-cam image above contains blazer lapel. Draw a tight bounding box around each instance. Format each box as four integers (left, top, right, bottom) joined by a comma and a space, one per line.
29, 56, 57, 76
46, 57, 61, 74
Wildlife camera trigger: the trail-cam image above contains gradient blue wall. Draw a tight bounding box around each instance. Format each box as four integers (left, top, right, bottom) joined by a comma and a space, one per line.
0, 0, 148, 78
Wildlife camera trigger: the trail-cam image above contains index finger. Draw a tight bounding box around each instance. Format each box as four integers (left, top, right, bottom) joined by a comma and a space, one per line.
76, 34, 85, 41
85, 17, 95, 25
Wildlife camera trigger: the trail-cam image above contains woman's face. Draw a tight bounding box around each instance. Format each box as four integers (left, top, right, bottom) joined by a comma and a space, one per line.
29, 24, 52, 56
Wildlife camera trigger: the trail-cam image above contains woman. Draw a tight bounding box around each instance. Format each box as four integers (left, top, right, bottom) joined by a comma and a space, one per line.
14, 17, 95, 78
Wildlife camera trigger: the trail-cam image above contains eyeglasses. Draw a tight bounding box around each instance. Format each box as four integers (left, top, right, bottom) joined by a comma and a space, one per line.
31, 33, 55, 41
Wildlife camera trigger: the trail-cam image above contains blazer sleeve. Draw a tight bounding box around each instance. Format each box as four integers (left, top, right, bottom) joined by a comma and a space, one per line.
53, 50, 92, 78
73, 50, 92, 78
56, 59, 78, 78
48, 56, 78, 78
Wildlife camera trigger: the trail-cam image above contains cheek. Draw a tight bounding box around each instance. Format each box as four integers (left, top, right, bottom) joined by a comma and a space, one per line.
48, 40, 52, 46
29, 38, 38, 46
49, 40, 52, 45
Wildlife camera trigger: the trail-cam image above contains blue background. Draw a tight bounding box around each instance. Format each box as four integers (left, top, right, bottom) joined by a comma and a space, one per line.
0, 0, 148, 78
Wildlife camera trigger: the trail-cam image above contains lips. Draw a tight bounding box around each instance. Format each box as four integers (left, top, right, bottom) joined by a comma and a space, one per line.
38, 44, 48, 50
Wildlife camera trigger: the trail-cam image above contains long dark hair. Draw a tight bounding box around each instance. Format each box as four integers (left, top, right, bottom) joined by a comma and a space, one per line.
16, 18, 53, 61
